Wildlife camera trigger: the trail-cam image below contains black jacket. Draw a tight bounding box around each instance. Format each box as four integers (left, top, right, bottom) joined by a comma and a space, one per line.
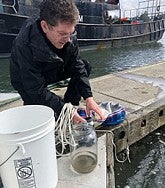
10, 18, 93, 118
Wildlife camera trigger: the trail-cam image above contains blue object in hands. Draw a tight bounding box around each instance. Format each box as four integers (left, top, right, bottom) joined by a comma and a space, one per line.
99, 102, 126, 126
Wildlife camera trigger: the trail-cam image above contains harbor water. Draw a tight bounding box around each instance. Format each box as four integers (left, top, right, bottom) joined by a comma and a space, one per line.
1, 36, 165, 94
115, 126, 165, 188
0, 36, 165, 187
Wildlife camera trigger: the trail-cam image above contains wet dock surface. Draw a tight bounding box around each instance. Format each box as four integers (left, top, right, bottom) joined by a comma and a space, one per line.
1, 61, 165, 187
91, 61, 165, 112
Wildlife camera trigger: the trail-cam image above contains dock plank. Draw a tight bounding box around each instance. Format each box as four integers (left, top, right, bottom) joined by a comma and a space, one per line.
56, 134, 107, 188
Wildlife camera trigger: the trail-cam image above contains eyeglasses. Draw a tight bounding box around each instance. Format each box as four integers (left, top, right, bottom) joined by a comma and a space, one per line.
56, 30, 77, 40
49, 24, 77, 40
57, 31, 77, 39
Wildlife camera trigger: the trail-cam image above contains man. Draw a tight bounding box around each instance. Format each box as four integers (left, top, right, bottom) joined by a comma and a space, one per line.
10, 0, 104, 123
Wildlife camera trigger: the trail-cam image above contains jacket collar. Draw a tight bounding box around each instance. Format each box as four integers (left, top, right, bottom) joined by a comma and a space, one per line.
28, 19, 62, 62
21, 18, 66, 63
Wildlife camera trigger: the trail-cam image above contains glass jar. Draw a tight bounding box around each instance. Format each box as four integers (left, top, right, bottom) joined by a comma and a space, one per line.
70, 119, 98, 174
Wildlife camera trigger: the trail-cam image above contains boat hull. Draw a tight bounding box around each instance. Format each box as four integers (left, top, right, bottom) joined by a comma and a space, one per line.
77, 20, 165, 50
0, 33, 16, 54
0, 16, 164, 56
0, 0, 165, 56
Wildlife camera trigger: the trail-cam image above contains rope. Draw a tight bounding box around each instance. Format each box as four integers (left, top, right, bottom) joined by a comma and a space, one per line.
125, 119, 131, 163
54, 103, 76, 157
101, 120, 131, 164
0, 103, 75, 166
54, 103, 131, 163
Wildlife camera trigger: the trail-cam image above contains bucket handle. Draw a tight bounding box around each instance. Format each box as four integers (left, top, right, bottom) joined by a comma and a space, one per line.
0, 143, 25, 167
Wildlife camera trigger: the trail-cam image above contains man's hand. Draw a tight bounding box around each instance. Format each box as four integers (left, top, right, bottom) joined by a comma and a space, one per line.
72, 110, 87, 124
85, 97, 105, 120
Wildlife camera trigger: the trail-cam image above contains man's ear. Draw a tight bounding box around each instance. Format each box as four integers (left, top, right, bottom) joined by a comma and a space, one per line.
40, 20, 49, 33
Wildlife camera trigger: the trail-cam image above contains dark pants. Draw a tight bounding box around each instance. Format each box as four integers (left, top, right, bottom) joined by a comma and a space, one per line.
64, 59, 91, 105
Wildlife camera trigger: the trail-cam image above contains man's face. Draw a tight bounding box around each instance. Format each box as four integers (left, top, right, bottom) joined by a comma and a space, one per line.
41, 20, 75, 49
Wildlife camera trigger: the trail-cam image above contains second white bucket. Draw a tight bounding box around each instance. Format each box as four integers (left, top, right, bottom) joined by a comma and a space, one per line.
0, 105, 58, 188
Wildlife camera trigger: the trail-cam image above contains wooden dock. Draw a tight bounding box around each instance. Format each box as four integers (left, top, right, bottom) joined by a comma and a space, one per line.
1, 61, 165, 187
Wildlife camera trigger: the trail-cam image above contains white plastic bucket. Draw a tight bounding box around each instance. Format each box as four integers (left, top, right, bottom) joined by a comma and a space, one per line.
0, 105, 58, 188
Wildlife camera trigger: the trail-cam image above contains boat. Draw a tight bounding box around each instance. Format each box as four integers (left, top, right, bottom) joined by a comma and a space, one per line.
0, 0, 165, 57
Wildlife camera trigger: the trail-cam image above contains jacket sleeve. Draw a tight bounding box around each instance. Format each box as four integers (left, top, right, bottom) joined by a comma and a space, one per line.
10, 41, 64, 118
65, 36, 93, 100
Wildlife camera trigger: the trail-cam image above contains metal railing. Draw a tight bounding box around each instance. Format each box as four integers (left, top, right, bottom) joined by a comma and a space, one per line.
0, 0, 19, 14
123, 0, 165, 20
